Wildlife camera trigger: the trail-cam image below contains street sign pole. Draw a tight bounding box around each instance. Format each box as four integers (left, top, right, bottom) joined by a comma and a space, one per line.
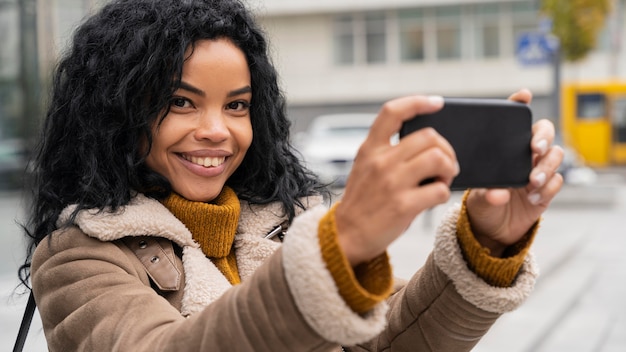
540, 18, 562, 130
551, 39, 561, 131
18, 0, 40, 147
516, 29, 561, 126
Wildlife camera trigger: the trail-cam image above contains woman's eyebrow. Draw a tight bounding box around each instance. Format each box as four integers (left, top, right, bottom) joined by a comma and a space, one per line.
178, 81, 205, 97
176, 83, 251, 98
228, 86, 252, 97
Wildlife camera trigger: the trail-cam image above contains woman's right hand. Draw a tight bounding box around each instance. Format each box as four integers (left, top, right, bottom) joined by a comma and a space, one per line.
335, 95, 460, 266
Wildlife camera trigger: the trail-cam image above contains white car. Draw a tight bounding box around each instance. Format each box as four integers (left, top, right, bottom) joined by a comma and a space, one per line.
295, 113, 376, 187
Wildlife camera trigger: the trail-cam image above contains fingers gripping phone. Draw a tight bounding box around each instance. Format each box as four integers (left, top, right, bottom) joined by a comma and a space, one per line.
399, 98, 533, 190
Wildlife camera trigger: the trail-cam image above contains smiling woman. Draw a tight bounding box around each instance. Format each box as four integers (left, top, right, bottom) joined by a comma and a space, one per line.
19, 0, 564, 351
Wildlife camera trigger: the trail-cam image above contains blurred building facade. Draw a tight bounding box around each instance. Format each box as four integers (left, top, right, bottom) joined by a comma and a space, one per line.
253, 0, 626, 132
0, 0, 625, 137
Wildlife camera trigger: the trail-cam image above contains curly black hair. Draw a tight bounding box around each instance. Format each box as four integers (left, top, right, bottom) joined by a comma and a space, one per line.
19, 0, 328, 286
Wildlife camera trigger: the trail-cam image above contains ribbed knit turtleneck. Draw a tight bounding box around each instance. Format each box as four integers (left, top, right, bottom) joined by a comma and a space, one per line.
161, 186, 241, 284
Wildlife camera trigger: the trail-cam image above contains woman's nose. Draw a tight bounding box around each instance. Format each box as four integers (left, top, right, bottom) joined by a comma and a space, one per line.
193, 111, 230, 142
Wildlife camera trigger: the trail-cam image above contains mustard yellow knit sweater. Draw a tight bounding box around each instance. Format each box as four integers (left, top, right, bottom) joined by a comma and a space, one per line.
161, 187, 242, 285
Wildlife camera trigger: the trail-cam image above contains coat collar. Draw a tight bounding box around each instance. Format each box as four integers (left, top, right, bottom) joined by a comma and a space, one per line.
57, 193, 322, 316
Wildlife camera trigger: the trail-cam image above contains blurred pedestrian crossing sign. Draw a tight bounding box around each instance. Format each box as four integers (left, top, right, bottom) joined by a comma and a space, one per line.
516, 31, 559, 66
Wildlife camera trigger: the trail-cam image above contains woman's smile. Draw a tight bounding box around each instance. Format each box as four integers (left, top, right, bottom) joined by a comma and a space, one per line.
177, 151, 230, 177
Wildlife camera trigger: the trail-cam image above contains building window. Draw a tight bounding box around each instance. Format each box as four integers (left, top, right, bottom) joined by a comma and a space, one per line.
399, 9, 425, 62
365, 13, 387, 64
333, 15, 355, 65
435, 6, 461, 60
511, 1, 540, 56
474, 3, 501, 58
333, 12, 388, 65
332, 2, 550, 65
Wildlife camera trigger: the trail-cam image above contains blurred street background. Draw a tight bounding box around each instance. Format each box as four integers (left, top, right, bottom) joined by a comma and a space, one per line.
2, 0, 626, 350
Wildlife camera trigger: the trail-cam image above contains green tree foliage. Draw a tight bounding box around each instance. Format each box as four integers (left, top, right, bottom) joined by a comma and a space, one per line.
541, 0, 611, 62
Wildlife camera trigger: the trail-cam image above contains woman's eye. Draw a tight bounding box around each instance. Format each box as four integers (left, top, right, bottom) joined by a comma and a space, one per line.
226, 101, 251, 111
171, 97, 192, 108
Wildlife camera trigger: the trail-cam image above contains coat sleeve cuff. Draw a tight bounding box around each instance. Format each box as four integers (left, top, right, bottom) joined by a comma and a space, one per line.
318, 202, 393, 314
457, 190, 540, 287
434, 204, 539, 314
281, 205, 388, 345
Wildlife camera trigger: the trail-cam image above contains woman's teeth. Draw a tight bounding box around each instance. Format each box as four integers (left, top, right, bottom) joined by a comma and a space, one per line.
184, 155, 225, 167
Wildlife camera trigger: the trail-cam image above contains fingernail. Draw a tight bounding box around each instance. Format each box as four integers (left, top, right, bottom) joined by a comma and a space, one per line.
534, 172, 547, 187
428, 95, 444, 106
455, 161, 461, 175
536, 139, 548, 156
528, 193, 541, 205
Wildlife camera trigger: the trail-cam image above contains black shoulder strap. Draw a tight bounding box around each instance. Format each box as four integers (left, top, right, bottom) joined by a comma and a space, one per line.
264, 220, 290, 242
13, 291, 36, 352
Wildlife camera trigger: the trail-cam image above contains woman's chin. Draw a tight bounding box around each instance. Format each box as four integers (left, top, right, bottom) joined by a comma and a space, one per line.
175, 186, 224, 203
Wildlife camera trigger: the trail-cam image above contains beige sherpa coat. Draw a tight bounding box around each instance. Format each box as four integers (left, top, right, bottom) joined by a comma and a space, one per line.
31, 194, 538, 351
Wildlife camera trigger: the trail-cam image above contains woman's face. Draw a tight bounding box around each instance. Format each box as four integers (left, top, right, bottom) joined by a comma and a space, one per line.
146, 38, 253, 202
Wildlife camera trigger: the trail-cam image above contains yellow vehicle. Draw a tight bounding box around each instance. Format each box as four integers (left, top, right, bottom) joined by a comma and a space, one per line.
561, 80, 626, 167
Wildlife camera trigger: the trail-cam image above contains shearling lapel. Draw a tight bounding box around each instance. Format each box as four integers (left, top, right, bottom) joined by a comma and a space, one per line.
179, 245, 232, 316
234, 201, 285, 281
56, 193, 322, 317
235, 197, 323, 281
57, 194, 234, 315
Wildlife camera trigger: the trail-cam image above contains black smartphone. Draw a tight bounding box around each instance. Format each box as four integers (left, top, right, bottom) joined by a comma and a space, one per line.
399, 98, 533, 190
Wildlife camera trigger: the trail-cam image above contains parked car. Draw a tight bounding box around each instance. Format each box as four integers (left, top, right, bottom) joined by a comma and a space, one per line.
557, 143, 598, 185
295, 113, 376, 187
0, 138, 28, 190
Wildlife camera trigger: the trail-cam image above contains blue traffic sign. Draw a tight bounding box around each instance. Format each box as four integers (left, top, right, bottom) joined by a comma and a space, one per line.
516, 31, 559, 66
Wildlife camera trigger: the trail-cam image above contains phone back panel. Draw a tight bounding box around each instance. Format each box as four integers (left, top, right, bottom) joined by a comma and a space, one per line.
400, 98, 533, 190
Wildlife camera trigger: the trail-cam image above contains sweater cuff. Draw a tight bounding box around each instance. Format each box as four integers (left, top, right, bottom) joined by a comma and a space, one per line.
281, 204, 389, 345
457, 190, 540, 287
318, 202, 393, 314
